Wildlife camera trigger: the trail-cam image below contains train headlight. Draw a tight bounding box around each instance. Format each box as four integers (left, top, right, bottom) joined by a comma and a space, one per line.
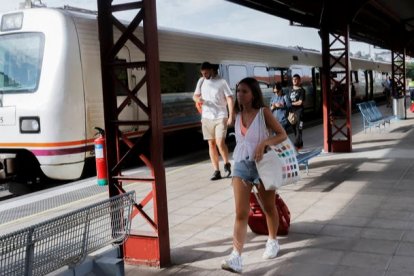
1, 13, 23, 31
20, 117, 40, 133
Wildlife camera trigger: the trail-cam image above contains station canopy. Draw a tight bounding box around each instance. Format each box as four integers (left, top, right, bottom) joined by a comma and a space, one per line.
226, 0, 414, 56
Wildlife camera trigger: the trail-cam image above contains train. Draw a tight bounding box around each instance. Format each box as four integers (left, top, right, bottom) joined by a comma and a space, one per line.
0, 7, 391, 190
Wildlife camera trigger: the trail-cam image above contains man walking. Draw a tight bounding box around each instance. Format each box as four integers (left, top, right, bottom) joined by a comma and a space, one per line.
193, 62, 234, 180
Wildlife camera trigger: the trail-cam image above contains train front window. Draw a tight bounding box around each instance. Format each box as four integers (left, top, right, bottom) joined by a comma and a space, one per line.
0, 32, 44, 93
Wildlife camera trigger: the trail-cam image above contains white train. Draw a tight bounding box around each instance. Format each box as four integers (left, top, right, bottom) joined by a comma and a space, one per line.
0, 7, 391, 189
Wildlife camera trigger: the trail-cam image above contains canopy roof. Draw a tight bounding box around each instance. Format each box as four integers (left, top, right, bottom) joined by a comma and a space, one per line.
226, 0, 414, 55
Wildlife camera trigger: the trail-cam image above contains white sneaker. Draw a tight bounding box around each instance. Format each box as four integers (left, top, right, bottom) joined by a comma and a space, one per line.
221, 250, 242, 273
262, 239, 280, 259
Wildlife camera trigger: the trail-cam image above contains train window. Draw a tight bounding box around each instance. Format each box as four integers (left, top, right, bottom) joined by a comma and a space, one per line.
114, 58, 129, 96
300, 67, 312, 85
228, 65, 247, 89
253, 66, 270, 87
159, 62, 200, 94
0, 33, 44, 93
358, 70, 365, 83
353, 71, 359, 83
291, 68, 303, 78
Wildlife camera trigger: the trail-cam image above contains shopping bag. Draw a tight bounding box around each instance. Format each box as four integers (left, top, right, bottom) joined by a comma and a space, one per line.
256, 108, 301, 189
287, 111, 298, 125
271, 138, 301, 185
256, 147, 284, 190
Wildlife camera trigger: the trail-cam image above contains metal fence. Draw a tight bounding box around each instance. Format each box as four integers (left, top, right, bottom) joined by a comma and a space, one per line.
0, 191, 135, 276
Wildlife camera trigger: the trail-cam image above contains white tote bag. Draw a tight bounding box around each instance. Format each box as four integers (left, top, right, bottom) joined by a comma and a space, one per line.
256, 147, 284, 190
255, 108, 300, 190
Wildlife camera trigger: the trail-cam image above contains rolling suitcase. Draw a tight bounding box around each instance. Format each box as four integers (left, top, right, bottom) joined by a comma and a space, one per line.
248, 187, 291, 236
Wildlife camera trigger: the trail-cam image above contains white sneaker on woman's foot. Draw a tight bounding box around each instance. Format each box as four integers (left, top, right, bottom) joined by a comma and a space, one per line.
262, 239, 280, 259
221, 250, 242, 273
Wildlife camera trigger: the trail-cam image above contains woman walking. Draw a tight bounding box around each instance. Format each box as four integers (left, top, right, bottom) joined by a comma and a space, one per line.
221, 78, 287, 273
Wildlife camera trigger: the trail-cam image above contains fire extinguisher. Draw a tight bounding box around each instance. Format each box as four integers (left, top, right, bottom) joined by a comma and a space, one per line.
94, 127, 108, 186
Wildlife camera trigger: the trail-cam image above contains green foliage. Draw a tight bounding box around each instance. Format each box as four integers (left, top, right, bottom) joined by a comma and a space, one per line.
406, 62, 414, 80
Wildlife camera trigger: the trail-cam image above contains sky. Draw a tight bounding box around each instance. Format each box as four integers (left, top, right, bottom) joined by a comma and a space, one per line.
0, 0, 386, 56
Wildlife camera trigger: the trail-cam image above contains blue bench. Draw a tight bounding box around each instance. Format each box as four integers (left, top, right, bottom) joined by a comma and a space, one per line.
297, 147, 322, 174
357, 101, 394, 133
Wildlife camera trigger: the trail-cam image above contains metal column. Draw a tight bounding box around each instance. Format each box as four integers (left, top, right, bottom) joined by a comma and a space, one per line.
321, 26, 352, 152
97, 0, 170, 267
391, 50, 407, 119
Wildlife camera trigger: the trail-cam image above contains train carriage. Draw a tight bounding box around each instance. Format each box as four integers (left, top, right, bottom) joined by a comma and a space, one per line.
0, 7, 391, 190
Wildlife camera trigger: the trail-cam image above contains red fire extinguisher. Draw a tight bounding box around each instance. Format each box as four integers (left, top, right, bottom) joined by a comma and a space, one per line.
94, 127, 108, 186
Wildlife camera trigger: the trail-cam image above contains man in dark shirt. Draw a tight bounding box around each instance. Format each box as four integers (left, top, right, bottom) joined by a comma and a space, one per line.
288, 74, 305, 149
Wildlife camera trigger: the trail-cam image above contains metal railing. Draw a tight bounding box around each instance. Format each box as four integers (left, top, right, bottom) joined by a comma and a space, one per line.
0, 191, 135, 276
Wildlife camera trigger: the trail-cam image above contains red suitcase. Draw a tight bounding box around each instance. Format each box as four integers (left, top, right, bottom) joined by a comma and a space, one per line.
248, 191, 291, 236
410, 102, 414, 113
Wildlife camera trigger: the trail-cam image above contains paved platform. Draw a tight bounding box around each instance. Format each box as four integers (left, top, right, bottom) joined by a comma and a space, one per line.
125, 105, 414, 276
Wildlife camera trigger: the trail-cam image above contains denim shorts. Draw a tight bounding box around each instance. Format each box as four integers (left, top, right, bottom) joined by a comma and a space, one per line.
233, 159, 261, 185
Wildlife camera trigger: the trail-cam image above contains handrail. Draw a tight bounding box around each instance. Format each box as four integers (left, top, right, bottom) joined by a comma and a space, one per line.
0, 191, 135, 276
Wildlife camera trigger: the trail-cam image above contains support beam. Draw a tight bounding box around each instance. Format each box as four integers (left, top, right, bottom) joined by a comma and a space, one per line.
321, 26, 352, 153
391, 50, 407, 119
97, 0, 170, 267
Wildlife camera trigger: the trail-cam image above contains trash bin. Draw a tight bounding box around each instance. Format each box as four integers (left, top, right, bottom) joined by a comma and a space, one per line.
393, 97, 405, 120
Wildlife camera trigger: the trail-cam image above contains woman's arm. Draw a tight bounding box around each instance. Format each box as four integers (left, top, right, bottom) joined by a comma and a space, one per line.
254, 107, 288, 161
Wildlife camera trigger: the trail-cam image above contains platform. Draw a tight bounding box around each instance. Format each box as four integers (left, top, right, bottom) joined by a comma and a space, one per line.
126, 105, 414, 275
2, 105, 414, 275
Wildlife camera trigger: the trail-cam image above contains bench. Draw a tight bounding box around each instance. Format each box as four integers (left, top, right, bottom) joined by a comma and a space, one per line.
357, 101, 394, 133
297, 147, 322, 174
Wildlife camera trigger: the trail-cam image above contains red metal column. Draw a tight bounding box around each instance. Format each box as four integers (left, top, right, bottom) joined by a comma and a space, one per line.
321, 28, 332, 153
320, 26, 352, 152
391, 50, 407, 119
97, 0, 170, 267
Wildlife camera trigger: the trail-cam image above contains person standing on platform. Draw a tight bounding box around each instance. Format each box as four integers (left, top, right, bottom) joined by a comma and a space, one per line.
288, 74, 305, 150
193, 61, 234, 181
270, 82, 290, 131
221, 77, 287, 273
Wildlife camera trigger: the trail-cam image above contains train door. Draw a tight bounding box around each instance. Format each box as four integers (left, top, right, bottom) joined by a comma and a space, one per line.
116, 46, 140, 134
224, 64, 248, 91
352, 70, 366, 102
367, 70, 374, 100
364, 70, 373, 100
371, 70, 384, 99
253, 65, 272, 103
270, 67, 288, 88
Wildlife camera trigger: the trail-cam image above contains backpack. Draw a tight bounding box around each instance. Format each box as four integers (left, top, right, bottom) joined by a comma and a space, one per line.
248, 190, 291, 236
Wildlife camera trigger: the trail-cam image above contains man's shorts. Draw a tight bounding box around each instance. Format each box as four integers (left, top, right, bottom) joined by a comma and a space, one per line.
201, 118, 228, 140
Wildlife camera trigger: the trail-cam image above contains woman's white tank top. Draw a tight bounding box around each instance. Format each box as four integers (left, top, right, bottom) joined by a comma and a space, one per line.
233, 108, 268, 162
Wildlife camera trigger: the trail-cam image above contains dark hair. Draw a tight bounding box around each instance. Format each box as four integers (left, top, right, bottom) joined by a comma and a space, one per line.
201, 61, 213, 70
273, 82, 282, 91
292, 74, 301, 79
234, 77, 266, 113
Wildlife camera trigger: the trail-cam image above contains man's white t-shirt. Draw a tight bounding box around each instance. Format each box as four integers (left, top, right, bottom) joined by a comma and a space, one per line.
194, 76, 233, 120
